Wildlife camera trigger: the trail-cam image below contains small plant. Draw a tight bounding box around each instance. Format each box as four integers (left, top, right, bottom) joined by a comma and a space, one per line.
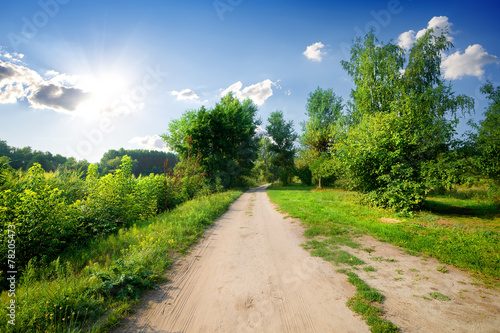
362, 247, 375, 254
429, 291, 451, 301
410, 268, 419, 272
371, 256, 398, 263
437, 265, 449, 273
363, 266, 377, 272
396, 269, 404, 275
394, 277, 403, 281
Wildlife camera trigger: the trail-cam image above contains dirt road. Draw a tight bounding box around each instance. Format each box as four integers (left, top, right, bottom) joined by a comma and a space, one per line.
119, 186, 369, 332
118, 186, 500, 332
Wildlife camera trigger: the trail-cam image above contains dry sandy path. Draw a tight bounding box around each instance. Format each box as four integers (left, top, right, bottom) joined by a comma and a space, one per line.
118, 186, 369, 332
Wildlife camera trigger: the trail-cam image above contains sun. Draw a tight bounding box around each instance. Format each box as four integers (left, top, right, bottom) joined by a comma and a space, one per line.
75, 71, 132, 120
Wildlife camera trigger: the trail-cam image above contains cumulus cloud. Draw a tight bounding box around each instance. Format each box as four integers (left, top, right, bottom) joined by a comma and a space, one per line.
129, 135, 168, 151
441, 44, 499, 79
29, 84, 90, 112
0, 47, 24, 63
0, 59, 90, 112
416, 16, 454, 41
397, 30, 416, 50
220, 79, 276, 106
397, 16, 453, 49
170, 88, 200, 101
303, 42, 326, 62
255, 125, 268, 138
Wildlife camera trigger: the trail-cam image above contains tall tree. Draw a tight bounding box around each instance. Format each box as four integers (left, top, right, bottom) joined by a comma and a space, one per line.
162, 93, 260, 187
476, 81, 500, 184
300, 87, 343, 188
338, 30, 474, 211
266, 110, 297, 185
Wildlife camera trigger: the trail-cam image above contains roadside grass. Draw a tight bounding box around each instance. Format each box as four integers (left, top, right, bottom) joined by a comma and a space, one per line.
0, 190, 242, 333
267, 184, 500, 288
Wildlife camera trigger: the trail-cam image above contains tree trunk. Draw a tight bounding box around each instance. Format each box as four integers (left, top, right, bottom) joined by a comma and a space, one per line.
318, 176, 322, 189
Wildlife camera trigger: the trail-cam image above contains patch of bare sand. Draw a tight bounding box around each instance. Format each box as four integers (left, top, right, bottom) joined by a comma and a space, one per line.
345, 235, 500, 332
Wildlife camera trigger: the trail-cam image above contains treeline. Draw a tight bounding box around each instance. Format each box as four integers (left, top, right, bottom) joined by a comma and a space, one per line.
162, 94, 299, 189
0, 152, 205, 290
294, 30, 500, 212
99, 148, 178, 176
0, 140, 178, 177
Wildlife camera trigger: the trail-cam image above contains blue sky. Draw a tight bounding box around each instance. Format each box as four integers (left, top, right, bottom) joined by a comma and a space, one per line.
1, 0, 499, 162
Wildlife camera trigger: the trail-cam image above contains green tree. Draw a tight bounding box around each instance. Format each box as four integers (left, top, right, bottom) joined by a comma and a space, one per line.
300, 87, 343, 188
338, 30, 474, 211
162, 93, 260, 188
252, 136, 274, 183
476, 81, 500, 183
266, 110, 297, 185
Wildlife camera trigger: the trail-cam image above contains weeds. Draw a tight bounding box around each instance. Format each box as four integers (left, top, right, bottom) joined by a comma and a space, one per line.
429, 292, 451, 301
0, 190, 242, 332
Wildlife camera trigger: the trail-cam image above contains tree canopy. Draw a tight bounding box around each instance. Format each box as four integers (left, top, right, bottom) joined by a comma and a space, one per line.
162, 93, 260, 188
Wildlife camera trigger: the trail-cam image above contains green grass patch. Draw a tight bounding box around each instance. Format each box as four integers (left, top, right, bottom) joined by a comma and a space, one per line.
429, 291, 451, 301
363, 266, 377, 272
267, 185, 500, 287
345, 272, 398, 333
0, 190, 242, 333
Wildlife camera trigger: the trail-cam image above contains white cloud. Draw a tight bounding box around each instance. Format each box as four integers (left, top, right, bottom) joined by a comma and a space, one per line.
0, 59, 89, 112
416, 16, 454, 41
303, 42, 326, 62
129, 135, 168, 151
255, 125, 268, 138
441, 44, 499, 79
221, 79, 276, 106
170, 88, 200, 101
0, 47, 24, 63
397, 30, 416, 50
398, 16, 453, 50
285, 89, 291, 96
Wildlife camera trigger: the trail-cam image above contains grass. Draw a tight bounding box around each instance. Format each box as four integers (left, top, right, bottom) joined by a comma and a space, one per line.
345, 272, 399, 332
0, 190, 242, 333
428, 291, 451, 301
267, 184, 500, 287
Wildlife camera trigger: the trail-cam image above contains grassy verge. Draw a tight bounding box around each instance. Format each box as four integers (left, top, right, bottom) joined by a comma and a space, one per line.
0, 190, 242, 333
268, 184, 499, 332
268, 184, 499, 285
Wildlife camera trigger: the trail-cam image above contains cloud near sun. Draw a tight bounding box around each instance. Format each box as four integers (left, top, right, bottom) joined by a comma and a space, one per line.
0, 57, 89, 113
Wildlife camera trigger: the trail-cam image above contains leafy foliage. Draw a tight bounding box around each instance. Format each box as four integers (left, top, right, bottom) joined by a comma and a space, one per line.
337, 30, 474, 212
0, 153, 208, 290
162, 93, 260, 188
299, 87, 343, 188
266, 110, 298, 185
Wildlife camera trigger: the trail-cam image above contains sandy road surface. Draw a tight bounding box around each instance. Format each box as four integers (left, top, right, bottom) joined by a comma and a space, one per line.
118, 186, 369, 332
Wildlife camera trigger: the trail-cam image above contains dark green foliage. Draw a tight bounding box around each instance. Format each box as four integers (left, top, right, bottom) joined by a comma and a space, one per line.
296, 164, 312, 185
99, 148, 178, 177
299, 87, 343, 188
0, 140, 72, 172
162, 93, 260, 188
266, 110, 297, 185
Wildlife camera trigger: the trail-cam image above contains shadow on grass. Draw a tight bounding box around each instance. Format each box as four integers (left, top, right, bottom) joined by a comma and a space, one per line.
424, 198, 499, 220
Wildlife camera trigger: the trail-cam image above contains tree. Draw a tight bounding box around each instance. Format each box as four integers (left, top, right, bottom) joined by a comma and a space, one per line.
300, 87, 343, 188
252, 137, 274, 183
476, 81, 500, 183
266, 110, 297, 185
338, 30, 474, 212
162, 93, 260, 188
